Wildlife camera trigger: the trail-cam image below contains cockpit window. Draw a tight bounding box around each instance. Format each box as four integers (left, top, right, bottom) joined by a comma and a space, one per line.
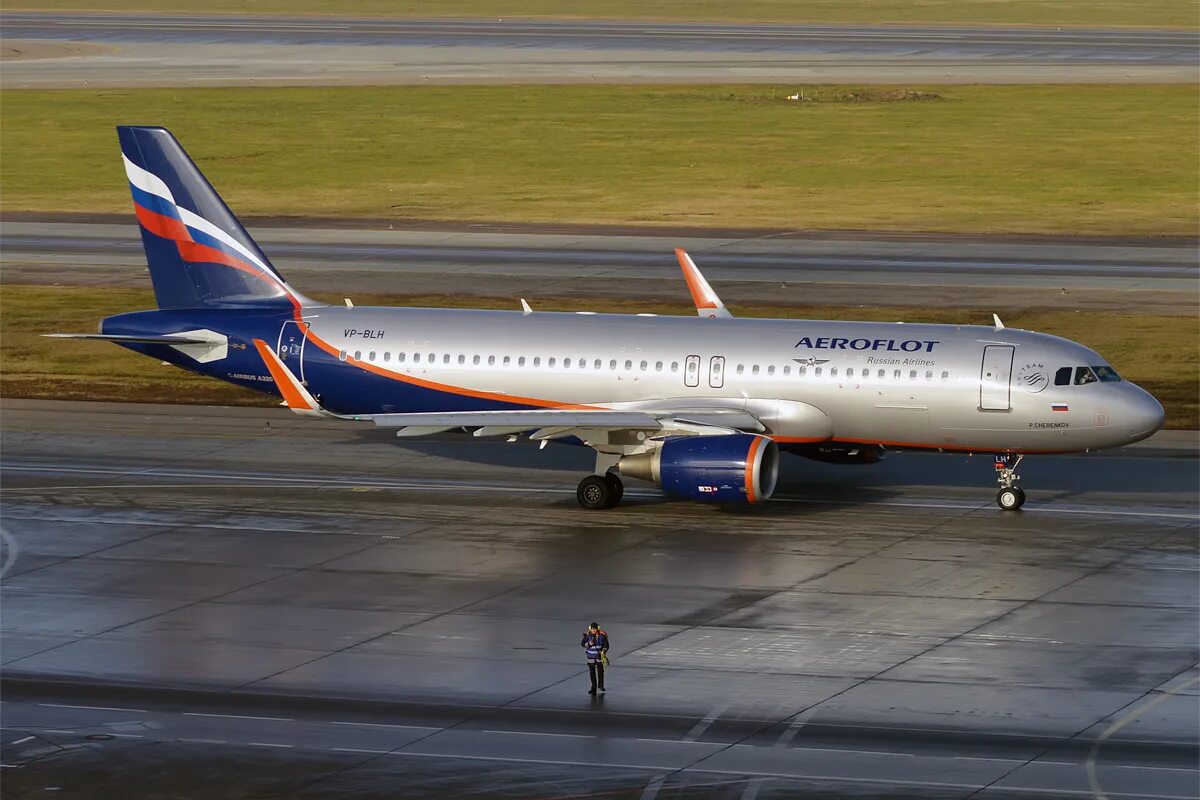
1054, 367, 1072, 386
1074, 366, 1098, 385
1092, 365, 1121, 382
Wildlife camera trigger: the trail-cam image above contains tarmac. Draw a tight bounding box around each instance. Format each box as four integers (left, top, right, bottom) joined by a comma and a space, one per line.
3, 219, 1196, 312
1, 399, 1196, 799
2, 13, 1196, 86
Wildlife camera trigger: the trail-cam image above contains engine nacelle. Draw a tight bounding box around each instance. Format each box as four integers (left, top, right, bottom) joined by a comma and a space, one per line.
619, 433, 779, 504
796, 443, 885, 465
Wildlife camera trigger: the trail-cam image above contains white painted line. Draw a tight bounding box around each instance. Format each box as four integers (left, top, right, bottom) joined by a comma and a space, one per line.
481, 730, 596, 739
332, 747, 388, 754
178, 738, 227, 744
684, 701, 730, 742
106, 734, 144, 739
41, 730, 74, 734
387, 748, 677, 772
247, 742, 293, 749
10, 737, 34, 745
183, 712, 292, 722
331, 721, 438, 731
38, 703, 148, 713
0, 764, 18, 768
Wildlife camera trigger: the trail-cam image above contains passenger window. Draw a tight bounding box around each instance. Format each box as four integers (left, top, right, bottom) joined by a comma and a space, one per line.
831, 367, 838, 377
595, 359, 602, 369
893, 369, 900, 379
488, 355, 495, 365
768, 365, 775, 376
925, 370, 933, 380
1054, 367, 1072, 386
783, 366, 790, 376
610, 360, 617, 370
625, 360, 632, 370
671, 362, 679, 372
815, 367, 822, 377
518, 356, 526, 367
752, 365, 760, 375
338, 350, 347, 361
640, 360, 647, 371
503, 356, 511, 366
532, 357, 540, 367
383, 351, 390, 362
472, 355, 479, 365
428, 353, 435, 363
458, 354, 465, 365
413, 353, 421, 363
398, 352, 407, 363
443, 354, 450, 364
877, 369, 885, 379
799, 366, 807, 376
549, 358, 556, 368
1075, 366, 1097, 385
655, 361, 663, 372
1093, 365, 1121, 382
564, 358, 571, 368
941, 370, 948, 380
737, 364, 745, 374
845, 368, 852, 378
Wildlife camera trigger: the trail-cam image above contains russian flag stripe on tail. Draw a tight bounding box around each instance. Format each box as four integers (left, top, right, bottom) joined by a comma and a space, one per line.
1052, 403, 1069, 412
117, 126, 312, 310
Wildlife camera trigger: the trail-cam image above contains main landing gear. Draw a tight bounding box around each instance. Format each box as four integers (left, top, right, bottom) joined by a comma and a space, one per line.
577, 472, 624, 510
994, 454, 1026, 510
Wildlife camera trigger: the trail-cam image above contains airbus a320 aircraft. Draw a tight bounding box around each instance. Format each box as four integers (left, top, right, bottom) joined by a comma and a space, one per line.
53, 127, 1165, 510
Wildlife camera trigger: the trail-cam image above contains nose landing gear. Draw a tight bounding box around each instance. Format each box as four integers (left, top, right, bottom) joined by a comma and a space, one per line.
994, 454, 1025, 510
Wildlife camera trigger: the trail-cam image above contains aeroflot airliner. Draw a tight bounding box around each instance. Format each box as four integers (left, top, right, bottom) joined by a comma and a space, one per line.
53, 127, 1165, 510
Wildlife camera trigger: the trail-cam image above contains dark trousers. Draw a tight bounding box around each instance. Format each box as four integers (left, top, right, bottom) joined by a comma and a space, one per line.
587, 660, 605, 690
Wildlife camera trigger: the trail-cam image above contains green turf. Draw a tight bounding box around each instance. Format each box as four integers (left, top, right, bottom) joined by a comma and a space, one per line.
3, 285, 1195, 429
9, 1, 1196, 28
3, 85, 1196, 236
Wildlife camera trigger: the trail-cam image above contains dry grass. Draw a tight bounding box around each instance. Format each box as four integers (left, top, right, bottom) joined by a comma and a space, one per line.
3, 285, 1195, 428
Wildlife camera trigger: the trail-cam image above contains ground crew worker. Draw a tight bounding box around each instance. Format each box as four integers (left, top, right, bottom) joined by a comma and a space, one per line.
580, 622, 609, 695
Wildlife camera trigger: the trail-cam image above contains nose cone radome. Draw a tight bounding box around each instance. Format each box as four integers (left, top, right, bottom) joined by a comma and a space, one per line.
1124, 384, 1165, 443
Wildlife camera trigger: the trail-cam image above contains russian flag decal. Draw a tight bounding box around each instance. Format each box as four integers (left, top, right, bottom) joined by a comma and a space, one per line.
1051, 403, 1069, 412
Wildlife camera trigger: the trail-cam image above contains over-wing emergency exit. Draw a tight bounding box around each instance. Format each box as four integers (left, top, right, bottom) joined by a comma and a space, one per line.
51, 127, 1164, 510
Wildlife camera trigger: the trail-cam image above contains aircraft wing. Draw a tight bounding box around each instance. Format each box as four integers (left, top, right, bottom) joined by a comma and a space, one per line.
354, 407, 764, 438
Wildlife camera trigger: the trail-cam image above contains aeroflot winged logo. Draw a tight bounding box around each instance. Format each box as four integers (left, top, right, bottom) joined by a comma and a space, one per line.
795, 336, 940, 353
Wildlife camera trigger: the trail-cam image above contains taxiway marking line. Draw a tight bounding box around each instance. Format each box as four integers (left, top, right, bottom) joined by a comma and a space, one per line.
332, 747, 388, 754
247, 742, 293, 748
481, 730, 596, 739
10, 737, 34, 745
330, 721, 438, 730
5, 464, 1192, 520
38, 703, 147, 713
183, 712, 292, 722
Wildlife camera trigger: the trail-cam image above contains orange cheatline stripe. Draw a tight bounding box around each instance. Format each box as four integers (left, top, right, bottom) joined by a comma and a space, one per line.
292, 313, 601, 410
675, 248, 719, 310
253, 338, 314, 410
744, 435, 764, 503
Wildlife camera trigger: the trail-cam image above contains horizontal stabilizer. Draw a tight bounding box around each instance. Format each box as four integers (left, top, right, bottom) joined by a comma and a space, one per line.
44, 333, 210, 345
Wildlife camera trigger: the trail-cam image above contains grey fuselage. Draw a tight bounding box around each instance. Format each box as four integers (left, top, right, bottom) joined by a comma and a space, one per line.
279, 306, 1164, 454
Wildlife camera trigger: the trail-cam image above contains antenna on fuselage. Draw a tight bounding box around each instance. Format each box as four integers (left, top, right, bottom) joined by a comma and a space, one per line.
992, 313, 1005, 329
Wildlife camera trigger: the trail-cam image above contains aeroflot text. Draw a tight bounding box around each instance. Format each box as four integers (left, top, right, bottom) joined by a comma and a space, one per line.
795, 337, 940, 353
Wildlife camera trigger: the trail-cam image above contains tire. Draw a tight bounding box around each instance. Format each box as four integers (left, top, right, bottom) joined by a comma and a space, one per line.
997, 487, 1023, 511
604, 473, 624, 506
577, 475, 613, 510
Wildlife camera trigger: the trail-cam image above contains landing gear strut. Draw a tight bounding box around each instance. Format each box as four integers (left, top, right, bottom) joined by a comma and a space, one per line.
994, 454, 1026, 510
577, 472, 624, 510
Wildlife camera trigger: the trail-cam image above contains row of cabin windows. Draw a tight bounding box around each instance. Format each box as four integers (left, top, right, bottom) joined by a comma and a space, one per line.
335, 349, 951, 382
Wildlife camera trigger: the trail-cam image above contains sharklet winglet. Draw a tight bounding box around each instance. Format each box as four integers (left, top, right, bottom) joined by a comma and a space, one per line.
675, 248, 732, 319
252, 338, 324, 417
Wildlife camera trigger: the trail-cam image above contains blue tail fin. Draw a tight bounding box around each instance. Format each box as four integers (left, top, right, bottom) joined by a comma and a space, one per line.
118, 126, 310, 310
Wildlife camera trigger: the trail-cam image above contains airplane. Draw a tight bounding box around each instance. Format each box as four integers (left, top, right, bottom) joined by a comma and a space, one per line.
50, 126, 1165, 511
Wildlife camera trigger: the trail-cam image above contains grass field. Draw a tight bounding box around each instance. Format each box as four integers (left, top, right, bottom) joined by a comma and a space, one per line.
3, 285, 1195, 428
9, 1, 1195, 28
3, 85, 1196, 236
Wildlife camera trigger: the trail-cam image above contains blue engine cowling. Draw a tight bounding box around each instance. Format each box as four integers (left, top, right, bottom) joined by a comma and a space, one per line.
618, 434, 779, 504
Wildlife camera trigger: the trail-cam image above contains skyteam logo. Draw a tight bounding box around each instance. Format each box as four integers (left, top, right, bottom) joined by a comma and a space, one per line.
795, 336, 940, 353
1016, 363, 1050, 393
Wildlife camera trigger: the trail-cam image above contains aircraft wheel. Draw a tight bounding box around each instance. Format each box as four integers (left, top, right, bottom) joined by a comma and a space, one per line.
578, 475, 615, 510
604, 473, 624, 506
997, 486, 1025, 510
